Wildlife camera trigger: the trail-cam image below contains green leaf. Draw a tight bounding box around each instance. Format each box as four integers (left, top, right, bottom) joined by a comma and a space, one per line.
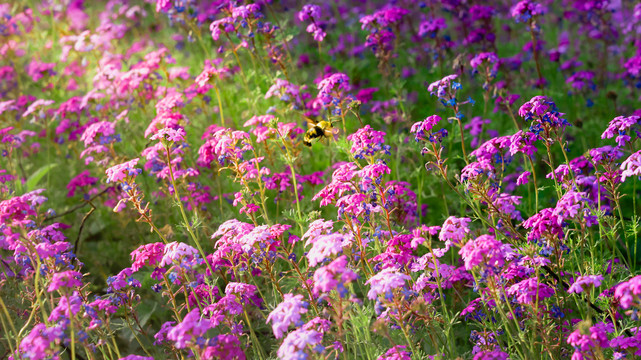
26, 163, 58, 192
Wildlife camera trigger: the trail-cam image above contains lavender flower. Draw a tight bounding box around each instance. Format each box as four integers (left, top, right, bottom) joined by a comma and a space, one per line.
601, 115, 640, 147
568, 275, 604, 294
313, 255, 358, 295
378, 345, 412, 360
167, 308, 212, 349
439, 216, 471, 246
459, 235, 514, 271
621, 150, 641, 182
507, 278, 555, 304
277, 327, 324, 360
267, 294, 309, 339
365, 268, 411, 300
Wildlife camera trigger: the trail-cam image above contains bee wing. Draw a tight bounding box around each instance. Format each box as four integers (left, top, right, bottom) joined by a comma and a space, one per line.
303, 116, 318, 129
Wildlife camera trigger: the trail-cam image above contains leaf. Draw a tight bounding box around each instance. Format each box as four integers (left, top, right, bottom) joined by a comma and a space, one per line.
26, 163, 58, 192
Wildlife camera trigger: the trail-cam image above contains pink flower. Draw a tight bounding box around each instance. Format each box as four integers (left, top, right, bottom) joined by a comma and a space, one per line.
266, 294, 309, 339
516, 171, 530, 185
410, 115, 442, 141
522, 208, 564, 241
277, 327, 324, 360
159, 241, 199, 267
347, 125, 388, 158
150, 127, 186, 142
614, 275, 641, 309
131, 242, 165, 272
507, 278, 555, 304
167, 309, 212, 349
47, 270, 83, 292
105, 158, 141, 183
66, 170, 98, 197
80, 121, 116, 147
365, 268, 411, 300
568, 275, 604, 294
317, 73, 350, 104
313, 255, 358, 295
305, 233, 350, 267
209, 17, 234, 41
378, 345, 411, 360
601, 116, 639, 147
439, 216, 471, 246
566, 322, 612, 359
470, 52, 499, 70
621, 150, 641, 182
19, 323, 63, 360
427, 74, 458, 97
298, 4, 320, 21
459, 235, 514, 271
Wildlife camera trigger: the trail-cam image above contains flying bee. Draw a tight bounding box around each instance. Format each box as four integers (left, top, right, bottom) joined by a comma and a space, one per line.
303, 118, 338, 147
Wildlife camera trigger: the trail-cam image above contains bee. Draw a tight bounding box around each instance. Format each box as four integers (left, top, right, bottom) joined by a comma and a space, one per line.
303, 118, 337, 147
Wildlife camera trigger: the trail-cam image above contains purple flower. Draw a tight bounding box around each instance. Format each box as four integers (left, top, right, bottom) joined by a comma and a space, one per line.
552, 191, 589, 225
317, 73, 350, 105
19, 323, 64, 360
298, 4, 321, 21
568, 275, 604, 294
313, 255, 358, 295
346, 125, 388, 158
365, 268, 411, 300
459, 235, 514, 271
167, 308, 212, 349
621, 150, 641, 182
427, 74, 458, 97
298, 4, 325, 42
48, 291, 82, 322
614, 275, 641, 309
360, 7, 409, 30
418, 18, 447, 38
119, 356, 154, 360
602, 116, 640, 147
472, 350, 510, 360
159, 241, 199, 267
566, 71, 595, 91
507, 278, 555, 304
439, 216, 471, 246
47, 270, 83, 292
511, 0, 547, 22
470, 52, 499, 70
202, 334, 246, 360
378, 345, 411, 360
522, 208, 564, 242
509, 130, 538, 156
411, 115, 442, 142
277, 326, 324, 360
566, 322, 612, 359
305, 233, 350, 267
267, 294, 309, 339
105, 158, 141, 183
66, 170, 98, 197
225, 282, 261, 307
625, 55, 641, 77
516, 171, 531, 185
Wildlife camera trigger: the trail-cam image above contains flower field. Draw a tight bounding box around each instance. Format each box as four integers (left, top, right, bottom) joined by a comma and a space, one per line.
4, 0, 641, 359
